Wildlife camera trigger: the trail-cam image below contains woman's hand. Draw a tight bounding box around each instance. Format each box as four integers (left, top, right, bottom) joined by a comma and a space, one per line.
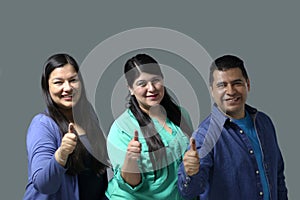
55, 123, 77, 166
126, 130, 141, 161
121, 130, 142, 187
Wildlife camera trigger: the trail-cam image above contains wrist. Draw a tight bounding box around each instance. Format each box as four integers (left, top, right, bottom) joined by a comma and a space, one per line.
55, 147, 68, 165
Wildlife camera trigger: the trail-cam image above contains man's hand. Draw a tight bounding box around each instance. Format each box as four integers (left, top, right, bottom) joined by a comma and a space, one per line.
183, 137, 200, 176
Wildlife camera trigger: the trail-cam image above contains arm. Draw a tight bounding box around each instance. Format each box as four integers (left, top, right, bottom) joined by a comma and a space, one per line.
265, 115, 288, 199
272, 124, 288, 199
121, 130, 141, 187
277, 150, 288, 199
178, 125, 213, 199
26, 116, 69, 194
107, 122, 144, 191
178, 136, 202, 199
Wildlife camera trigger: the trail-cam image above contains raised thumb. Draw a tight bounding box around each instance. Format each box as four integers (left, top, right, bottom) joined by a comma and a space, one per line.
134, 130, 139, 141
190, 137, 196, 151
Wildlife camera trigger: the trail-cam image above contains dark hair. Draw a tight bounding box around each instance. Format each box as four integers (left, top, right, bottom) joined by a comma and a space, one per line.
124, 54, 192, 178
41, 53, 109, 175
209, 54, 249, 86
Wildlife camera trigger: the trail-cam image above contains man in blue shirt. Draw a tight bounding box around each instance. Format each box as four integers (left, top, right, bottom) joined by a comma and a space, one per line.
178, 55, 288, 200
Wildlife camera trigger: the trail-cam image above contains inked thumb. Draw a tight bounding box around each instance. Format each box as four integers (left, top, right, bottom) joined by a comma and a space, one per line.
134, 130, 139, 141
190, 137, 196, 151
68, 123, 75, 133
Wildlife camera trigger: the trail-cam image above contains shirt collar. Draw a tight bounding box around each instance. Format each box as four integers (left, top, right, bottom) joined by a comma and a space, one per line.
211, 103, 258, 127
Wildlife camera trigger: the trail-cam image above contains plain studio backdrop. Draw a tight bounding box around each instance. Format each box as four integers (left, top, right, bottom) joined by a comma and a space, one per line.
0, 1, 298, 199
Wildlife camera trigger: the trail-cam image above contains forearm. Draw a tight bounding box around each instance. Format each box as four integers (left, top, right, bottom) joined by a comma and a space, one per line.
277, 150, 288, 199
55, 147, 68, 167
121, 156, 141, 187
178, 163, 204, 199
121, 171, 141, 187
32, 155, 67, 194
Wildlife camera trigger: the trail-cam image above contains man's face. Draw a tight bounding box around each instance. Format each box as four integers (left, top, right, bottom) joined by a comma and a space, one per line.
210, 67, 250, 119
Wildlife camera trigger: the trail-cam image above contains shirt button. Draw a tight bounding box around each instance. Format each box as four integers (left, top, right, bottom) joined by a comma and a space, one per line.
185, 176, 191, 184
239, 130, 243, 134
259, 192, 263, 196
249, 150, 254, 154
256, 170, 260, 174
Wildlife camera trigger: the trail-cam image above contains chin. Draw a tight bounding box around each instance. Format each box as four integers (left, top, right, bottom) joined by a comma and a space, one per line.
60, 104, 73, 109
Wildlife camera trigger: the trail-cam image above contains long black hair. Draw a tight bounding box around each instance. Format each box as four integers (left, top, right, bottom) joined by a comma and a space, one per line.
124, 54, 192, 177
41, 53, 109, 175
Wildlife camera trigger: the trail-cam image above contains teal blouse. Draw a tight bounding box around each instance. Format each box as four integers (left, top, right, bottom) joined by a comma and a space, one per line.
105, 108, 193, 200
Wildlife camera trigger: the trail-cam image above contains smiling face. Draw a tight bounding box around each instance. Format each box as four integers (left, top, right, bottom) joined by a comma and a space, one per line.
48, 63, 81, 113
129, 72, 165, 113
210, 67, 250, 119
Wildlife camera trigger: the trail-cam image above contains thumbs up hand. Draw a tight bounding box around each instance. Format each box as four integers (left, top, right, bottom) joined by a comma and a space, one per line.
55, 123, 77, 166
121, 130, 142, 186
183, 137, 200, 176
126, 130, 141, 161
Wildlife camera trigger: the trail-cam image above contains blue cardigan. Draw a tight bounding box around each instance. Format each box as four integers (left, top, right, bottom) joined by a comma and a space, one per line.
23, 113, 79, 200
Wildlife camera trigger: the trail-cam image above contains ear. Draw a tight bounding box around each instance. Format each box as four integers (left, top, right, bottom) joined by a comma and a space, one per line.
127, 85, 134, 95
210, 86, 214, 98
246, 79, 250, 92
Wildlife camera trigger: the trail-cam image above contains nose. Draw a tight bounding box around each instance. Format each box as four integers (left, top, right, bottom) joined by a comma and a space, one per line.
147, 82, 155, 92
63, 81, 72, 92
226, 84, 236, 95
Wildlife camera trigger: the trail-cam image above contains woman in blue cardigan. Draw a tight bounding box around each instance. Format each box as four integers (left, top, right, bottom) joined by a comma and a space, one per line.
23, 53, 110, 200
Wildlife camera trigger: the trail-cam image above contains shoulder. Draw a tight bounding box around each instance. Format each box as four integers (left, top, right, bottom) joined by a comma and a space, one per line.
255, 110, 275, 130
192, 114, 213, 138
108, 109, 136, 140
246, 104, 273, 122
29, 113, 52, 127
178, 106, 194, 129
256, 110, 272, 120
178, 106, 190, 119
27, 113, 60, 140
197, 114, 213, 131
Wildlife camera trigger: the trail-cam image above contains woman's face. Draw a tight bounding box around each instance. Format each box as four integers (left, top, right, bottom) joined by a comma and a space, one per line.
48, 64, 81, 111
129, 72, 164, 113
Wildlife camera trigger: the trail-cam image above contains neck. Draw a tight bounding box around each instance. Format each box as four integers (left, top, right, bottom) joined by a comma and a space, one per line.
60, 109, 74, 122
148, 105, 167, 123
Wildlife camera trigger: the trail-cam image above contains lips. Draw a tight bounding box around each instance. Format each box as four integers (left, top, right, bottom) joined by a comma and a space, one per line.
62, 94, 73, 101
146, 94, 159, 99
224, 96, 240, 102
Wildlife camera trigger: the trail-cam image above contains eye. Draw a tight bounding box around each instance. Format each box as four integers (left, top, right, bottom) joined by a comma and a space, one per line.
70, 78, 78, 83
232, 80, 244, 86
53, 81, 63, 85
136, 80, 147, 87
216, 82, 226, 88
151, 78, 162, 84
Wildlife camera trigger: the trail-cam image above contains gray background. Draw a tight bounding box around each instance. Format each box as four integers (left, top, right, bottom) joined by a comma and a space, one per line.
0, 1, 298, 199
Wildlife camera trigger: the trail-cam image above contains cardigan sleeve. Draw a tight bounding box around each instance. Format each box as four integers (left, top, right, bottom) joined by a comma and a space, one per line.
26, 114, 67, 194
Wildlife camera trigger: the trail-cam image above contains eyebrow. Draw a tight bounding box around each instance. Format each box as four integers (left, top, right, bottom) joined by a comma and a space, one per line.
216, 78, 243, 85
231, 79, 244, 83
51, 74, 78, 81
136, 76, 161, 82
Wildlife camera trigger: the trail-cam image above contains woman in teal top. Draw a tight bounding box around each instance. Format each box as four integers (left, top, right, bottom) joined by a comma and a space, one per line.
105, 54, 193, 200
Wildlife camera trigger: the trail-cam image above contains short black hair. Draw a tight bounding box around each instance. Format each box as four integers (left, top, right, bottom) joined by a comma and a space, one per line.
209, 54, 249, 86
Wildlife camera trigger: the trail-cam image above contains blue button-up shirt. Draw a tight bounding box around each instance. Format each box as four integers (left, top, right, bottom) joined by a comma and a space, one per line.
178, 104, 288, 200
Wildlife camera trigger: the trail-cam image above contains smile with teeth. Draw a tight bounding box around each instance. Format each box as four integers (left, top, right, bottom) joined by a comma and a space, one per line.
224, 97, 240, 102
62, 94, 73, 100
